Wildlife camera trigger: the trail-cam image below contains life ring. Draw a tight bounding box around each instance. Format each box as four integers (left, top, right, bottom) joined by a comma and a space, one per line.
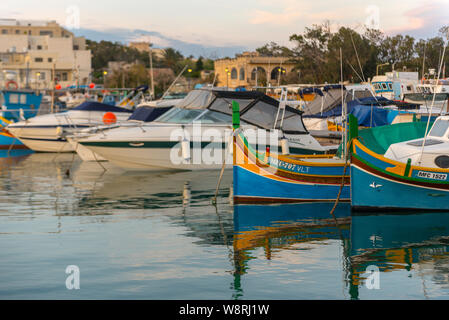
5, 81, 18, 90
103, 112, 117, 125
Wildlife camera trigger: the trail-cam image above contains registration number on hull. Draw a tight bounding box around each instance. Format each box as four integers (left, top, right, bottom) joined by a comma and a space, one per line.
417, 171, 448, 181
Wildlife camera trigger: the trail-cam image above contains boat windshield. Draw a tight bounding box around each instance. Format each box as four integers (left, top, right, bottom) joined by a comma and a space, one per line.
429, 119, 449, 137
155, 108, 234, 124
155, 108, 204, 123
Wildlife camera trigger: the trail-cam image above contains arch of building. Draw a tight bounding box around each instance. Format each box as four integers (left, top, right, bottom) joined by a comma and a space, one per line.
271, 67, 287, 80
231, 68, 238, 79
251, 67, 266, 80
239, 68, 245, 80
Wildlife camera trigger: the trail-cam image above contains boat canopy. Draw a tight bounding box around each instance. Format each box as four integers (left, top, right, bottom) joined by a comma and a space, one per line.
305, 96, 396, 127
359, 121, 431, 154
301, 87, 372, 116
298, 87, 324, 97
177, 89, 308, 133
72, 101, 133, 113
323, 85, 346, 92
128, 106, 172, 122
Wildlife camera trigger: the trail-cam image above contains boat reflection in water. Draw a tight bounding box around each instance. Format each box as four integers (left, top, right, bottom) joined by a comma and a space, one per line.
0, 150, 34, 170
350, 211, 449, 299
233, 203, 351, 299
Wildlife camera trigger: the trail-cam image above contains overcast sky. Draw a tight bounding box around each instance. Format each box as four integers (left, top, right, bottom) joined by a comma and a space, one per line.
1, 0, 448, 47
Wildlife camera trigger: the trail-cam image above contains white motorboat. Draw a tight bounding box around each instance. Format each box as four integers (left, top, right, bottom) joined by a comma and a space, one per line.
7, 101, 134, 153
67, 99, 180, 161
77, 89, 337, 171
403, 79, 449, 112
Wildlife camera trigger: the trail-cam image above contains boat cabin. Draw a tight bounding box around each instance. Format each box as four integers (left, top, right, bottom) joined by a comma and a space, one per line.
384, 116, 449, 168
0, 90, 43, 122
156, 89, 309, 134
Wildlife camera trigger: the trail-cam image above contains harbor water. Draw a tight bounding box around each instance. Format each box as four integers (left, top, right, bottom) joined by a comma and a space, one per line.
1, 151, 449, 299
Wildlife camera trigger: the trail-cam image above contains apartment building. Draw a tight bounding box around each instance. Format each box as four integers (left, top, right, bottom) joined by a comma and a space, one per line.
0, 19, 91, 89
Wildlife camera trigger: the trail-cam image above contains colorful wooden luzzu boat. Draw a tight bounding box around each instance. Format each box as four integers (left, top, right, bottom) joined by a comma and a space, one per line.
351, 139, 449, 211
233, 131, 350, 204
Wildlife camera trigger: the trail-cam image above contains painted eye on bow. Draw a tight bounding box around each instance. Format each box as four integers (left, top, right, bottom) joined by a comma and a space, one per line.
435, 155, 449, 169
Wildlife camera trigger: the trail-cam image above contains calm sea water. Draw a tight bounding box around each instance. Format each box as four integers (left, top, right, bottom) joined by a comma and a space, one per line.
1, 150, 449, 300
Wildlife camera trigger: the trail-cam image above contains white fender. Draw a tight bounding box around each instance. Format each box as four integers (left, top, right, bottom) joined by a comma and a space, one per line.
181, 138, 191, 162
280, 137, 290, 155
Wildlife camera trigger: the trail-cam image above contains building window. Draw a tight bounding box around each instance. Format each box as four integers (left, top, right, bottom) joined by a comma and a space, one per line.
9, 94, 19, 104
15, 30, 20, 34
239, 68, 245, 81
20, 94, 27, 104
251, 67, 265, 81
34, 57, 43, 63
39, 31, 53, 37
48, 58, 53, 63
73, 45, 79, 50
1, 29, 8, 34
231, 68, 238, 80
62, 73, 68, 81
37, 45, 42, 50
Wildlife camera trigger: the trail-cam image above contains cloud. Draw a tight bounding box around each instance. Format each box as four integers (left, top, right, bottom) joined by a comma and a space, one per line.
250, 9, 301, 25
385, 0, 449, 38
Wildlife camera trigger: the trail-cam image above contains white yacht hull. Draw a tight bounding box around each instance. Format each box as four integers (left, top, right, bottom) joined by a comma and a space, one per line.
18, 138, 74, 153
78, 122, 333, 171
7, 109, 132, 153
83, 144, 233, 171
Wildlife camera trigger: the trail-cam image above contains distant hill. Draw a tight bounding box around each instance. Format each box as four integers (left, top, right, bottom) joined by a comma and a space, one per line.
73, 28, 248, 59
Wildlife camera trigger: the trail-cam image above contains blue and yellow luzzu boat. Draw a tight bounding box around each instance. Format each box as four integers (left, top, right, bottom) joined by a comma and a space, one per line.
233, 131, 350, 204
351, 139, 449, 211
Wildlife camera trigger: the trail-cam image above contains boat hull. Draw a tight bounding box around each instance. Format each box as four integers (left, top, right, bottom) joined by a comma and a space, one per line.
233, 132, 349, 204
17, 137, 73, 153
0, 132, 28, 150
81, 143, 233, 170
351, 139, 449, 211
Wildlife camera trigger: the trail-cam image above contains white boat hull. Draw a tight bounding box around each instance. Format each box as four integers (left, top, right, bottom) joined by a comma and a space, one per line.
18, 138, 74, 153
85, 145, 232, 171
7, 109, 132, 153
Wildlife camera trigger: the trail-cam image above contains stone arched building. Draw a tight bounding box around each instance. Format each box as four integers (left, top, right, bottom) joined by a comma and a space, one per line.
214, 52, 296, 89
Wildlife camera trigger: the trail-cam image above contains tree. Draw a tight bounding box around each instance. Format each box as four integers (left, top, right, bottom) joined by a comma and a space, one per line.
195, 57, 204, 71
162, 48, 184, 74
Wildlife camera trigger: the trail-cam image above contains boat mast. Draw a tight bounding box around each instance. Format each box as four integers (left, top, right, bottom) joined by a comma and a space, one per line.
149, 40, 155, 100
340, 48, 347, 160
417, 32, 448, 165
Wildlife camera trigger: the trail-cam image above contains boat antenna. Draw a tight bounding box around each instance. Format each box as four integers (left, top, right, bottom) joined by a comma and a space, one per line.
161, 65, 188, 99
350, 32, 366, 82
417, 31, 448, 165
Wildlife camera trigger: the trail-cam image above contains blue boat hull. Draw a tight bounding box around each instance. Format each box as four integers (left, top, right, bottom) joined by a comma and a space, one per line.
0, 132, 27, 150
351, 164, 449, 211
234, 165, 350, 202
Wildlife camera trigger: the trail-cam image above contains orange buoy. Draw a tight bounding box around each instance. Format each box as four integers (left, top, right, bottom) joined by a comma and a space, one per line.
103, 112, 117, 125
